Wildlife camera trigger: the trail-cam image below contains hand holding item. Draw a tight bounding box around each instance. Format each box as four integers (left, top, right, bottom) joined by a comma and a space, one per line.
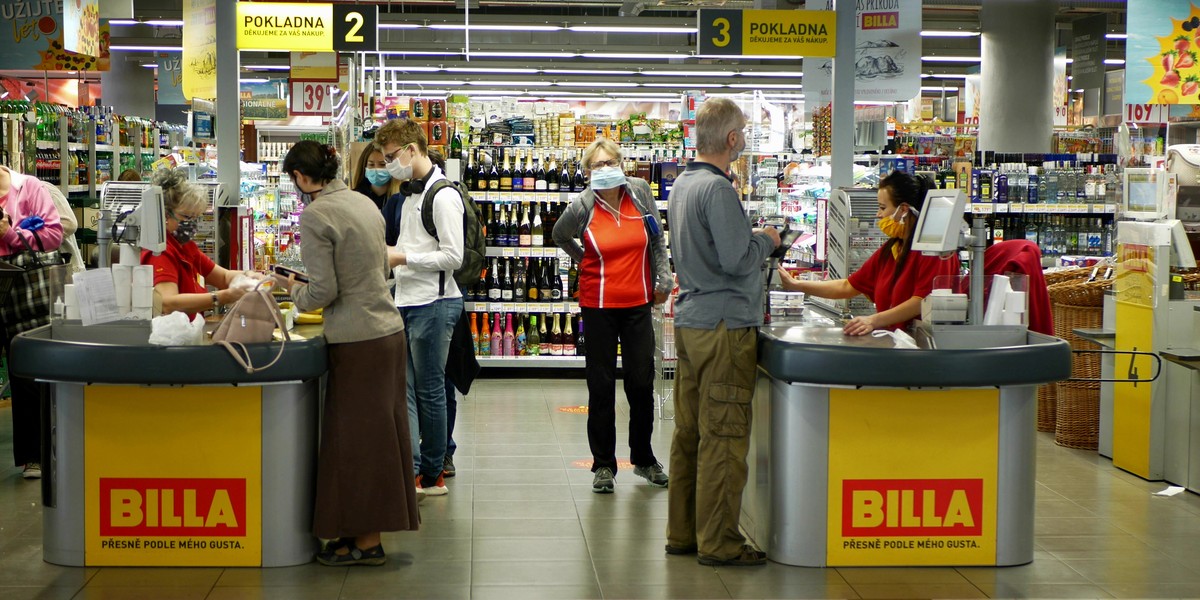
271, 273, 297, 293
776, 266, 801, 291
755, 226, 782, 248
0, 214, 10, 238
221, 284, 249, 305
843, 314, 878, 336
654, 290, 669, 305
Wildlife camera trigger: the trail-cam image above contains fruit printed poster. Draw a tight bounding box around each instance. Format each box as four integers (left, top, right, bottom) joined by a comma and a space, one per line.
1127, 0, 1200, 103
0, 0, 109, 71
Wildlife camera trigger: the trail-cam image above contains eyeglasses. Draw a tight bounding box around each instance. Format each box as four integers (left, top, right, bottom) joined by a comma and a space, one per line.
382, 144, 411, 162
169, 209, 202, 223
590, 158, 621, 170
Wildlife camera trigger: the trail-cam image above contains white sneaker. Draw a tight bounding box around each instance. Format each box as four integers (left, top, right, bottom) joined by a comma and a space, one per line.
22, 463, 41, 479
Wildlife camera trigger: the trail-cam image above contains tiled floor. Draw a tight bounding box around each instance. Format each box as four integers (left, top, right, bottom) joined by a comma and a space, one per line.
1, 379, 1200, 599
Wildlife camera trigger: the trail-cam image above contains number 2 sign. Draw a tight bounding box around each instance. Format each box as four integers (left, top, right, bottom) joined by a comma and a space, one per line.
290, 80, 335, 116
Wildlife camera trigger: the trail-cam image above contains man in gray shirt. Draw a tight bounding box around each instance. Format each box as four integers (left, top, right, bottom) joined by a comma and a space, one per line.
665, 98, 780, 567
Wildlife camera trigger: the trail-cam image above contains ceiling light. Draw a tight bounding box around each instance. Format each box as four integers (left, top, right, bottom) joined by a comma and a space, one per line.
107, 19, 139, 26
141, 64, 158, 69
109, 45, 182, 51
470, 51, 579, 58
1106, 33, 1128, 39
761, 93, 805, 99
542, 68, 636, 76
641, 83, 728, 88
855, 101, 896, 106
244, 65, 292, 71
366, 66, 442, 73
428, 23, 559, 32
240, 78, 269, 83
692, 54, 803, 60
583, 52, 689, 59
1105, 58, 1126, 65
921, 73, 970, 79
144, 20, 184, 26
607, 96, 685, 102
379, 23, 423, 30
728, 83, 801, 89
640, 70, 736, 77
556, 81, 639, 87
920, 30, 979, 37
466, 80, 553, 87
568, 26, 696, 34
444, 67, 539, 74
921, 56, 981, 63
377, 51, 461, 56
746, 71, 804, 78
389, 80, 465, 86
921, 86, 958, 92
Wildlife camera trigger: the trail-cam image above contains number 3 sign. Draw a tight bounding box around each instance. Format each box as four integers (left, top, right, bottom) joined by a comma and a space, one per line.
291, 81, 335, 116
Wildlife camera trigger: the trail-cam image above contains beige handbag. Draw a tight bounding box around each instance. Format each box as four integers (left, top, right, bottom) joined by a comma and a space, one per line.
211, 280, 290, 373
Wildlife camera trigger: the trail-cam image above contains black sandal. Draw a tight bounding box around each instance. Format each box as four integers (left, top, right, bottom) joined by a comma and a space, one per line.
316, 541, 386, 566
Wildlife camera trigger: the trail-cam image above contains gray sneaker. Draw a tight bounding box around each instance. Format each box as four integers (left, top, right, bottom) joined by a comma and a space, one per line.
592, 467, 615, 493
633, 462, 669, 487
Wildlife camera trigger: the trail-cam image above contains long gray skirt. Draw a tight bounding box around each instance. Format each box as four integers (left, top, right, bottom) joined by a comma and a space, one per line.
313, 330, 420, 538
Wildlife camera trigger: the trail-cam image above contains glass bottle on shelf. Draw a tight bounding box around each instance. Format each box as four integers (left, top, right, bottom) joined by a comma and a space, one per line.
500, 151, 513, 191
528, 315, 541, 356
546, 153, 560, 192
568, 259, 579, 300
463, 151, 475, 190
501, 258, 514, 301
488, 257, 502, 300
527, 258, 541, 302
559, 155, 571, 192
515, 315, 526, 356
488, 153, 500, 191
535, 155, 547, 191
576, 317, 586, 357
470, 313, 480, 352
490, 312, 502, 356
503, 313, 515, 357
479, 313, 492, 356
476, 151, 489, 192
563, 316, 575, 357
572, 155, 586, 191
513, 151, 525, 192
550, 313, 564, 356
532, 205, 544, 247
519, 204, 532, 247
538, 313, 549, 353
540, 258, 554, 302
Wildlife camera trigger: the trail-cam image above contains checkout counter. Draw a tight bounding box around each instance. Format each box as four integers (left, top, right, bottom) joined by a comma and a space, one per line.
10, 321, 327, 567
743, 310, 1071, 567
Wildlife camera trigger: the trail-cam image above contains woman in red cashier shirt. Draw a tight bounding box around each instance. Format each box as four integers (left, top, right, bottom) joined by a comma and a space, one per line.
140, 169, 252, 317
777, 170, 958, 335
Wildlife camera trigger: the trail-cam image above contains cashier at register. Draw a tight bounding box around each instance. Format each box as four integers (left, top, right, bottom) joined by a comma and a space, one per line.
777, 171, 957, 335
140, 169, 256, 317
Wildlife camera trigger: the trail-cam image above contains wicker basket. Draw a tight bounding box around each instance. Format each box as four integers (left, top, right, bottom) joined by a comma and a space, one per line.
1037, 384, 1057, 433
1042, 278, 1111, 438
1055, 381, 1100, 450
1043, 267, 1093, 286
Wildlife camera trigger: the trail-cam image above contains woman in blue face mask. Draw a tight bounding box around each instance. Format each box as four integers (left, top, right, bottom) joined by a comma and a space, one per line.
352, 142, 395, 211
776, 170, 959, 335
140, 168, 258, 318
552, 138, 673, 494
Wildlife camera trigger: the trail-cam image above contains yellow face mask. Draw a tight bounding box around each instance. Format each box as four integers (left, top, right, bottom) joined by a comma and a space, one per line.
877, 207, 909, 259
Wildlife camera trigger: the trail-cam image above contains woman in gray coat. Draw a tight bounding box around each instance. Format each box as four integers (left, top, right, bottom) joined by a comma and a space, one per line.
276, 141, 418, 566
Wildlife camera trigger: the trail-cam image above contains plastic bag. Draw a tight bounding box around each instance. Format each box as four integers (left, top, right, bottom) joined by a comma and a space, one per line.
148, 311, 206, 346
871, 329, 920, 349
228, 272, 271, 293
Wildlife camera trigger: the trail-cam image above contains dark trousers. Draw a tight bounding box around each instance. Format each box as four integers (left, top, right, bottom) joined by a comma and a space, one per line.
582, 304, 657, 474
445, 375, 457, 458
4, 332, 40, 467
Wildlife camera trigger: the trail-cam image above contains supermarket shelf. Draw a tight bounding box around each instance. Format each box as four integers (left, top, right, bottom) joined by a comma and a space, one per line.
473, 191, 580, 203
35, 140, 56, 149
477, 355, 608, 368
485, 246, 572, 259
465, 301, 579, 313
968, 202, 1118, 215
96, 144, 114, 152
67, 185, 90, 193
67, 142, 87, 151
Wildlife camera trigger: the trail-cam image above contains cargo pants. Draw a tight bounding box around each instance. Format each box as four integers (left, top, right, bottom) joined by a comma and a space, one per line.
666, 321, 758, 559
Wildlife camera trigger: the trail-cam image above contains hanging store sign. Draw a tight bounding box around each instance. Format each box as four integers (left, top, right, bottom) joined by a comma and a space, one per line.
802, 0, 921, 103
1104, 69, 1125, 116
183, 0, 216, 100
64, 0, 100, 57
157, 51, 187, 106
0, 0, 110, 71
1126, 0, 1200, 104
236, 2, 377, 52
1072, 14, 1108, 91
290, 80, 336, 116
241, 80, 288, 120
291, 52, 338, 81
1124, 103, 1169, 123
697, 8, 836, 57
1054, 47, 1069, 126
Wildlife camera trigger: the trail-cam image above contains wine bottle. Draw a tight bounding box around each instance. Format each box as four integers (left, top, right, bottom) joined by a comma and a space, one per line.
469, 312, 480, 353
528, 315, 541, 356
490, 312, 502, 357
501, 258, 514, 301
477, 152, 490, 192
512, 151, 525, 192
559, 156, 571, 193
547, 258, 561, 301
506, 204, 518, 247
575, 317, 586, 357
515, 314, 527, 356
514, 258, 527, 302
538, 313, 549, 355
545, 202, 559, 247
572, 157, 586, 191
474, 268, 487, 302
488, 257, 502, 301
546, 153, 560, 192
450, 133, 463, 160
463, 151, 475, 191
539, 258, 553, 302
550, 313, 564, 356
527, 258, 540, 302
563, 315, 576, 357
479, 313, 492, 356
532, 206, 544, 247
488, 154, 500, 191
519, 204, 532, 247
535, 155, 548, 191
568, 259, 579, 300
499, 151, 512, 191
503, 313, 515, 357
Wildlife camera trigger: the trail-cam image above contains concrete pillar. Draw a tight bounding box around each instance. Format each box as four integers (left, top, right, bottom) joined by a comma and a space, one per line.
215, 0, 240, 205
979, 0, 1057, 153
100, 57, 155, 117
831, 0, 856, 189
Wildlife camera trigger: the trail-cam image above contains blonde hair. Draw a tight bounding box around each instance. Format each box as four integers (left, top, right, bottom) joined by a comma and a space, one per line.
581, 138, 622, 172
150, 168, 207, 215
375, 119, 428, 155
696, 98, 746, 156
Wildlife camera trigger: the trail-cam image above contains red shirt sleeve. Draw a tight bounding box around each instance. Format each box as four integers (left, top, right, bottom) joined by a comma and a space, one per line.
847, 248, 882, 302
143, 250, 182, 287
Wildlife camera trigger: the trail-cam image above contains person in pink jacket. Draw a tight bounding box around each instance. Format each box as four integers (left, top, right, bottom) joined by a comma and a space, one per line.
0, 165, 63, 480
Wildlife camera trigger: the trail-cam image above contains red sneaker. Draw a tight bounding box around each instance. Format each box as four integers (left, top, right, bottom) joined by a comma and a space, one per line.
423, 473, 448, 496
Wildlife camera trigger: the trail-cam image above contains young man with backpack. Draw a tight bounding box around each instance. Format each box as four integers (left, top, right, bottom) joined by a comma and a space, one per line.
378, 118, 478, 497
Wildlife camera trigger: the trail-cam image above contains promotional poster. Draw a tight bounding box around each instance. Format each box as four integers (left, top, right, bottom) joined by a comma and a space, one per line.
803, 0, 921, 103
1126, 0, 1200, 104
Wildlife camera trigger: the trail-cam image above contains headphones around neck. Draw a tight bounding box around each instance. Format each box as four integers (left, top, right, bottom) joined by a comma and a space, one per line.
399, 166, 435, 195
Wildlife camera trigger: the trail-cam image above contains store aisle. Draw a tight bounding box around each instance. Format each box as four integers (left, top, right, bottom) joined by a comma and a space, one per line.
1, 379, 1200, 599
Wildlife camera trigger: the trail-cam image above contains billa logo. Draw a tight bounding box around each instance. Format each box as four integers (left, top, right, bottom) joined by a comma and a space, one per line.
99, 478, 246, 537
842, 479, 983, 537
862, 12, 899, 30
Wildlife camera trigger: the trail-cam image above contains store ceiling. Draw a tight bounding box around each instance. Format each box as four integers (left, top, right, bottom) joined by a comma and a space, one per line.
8, 0, 1133, 101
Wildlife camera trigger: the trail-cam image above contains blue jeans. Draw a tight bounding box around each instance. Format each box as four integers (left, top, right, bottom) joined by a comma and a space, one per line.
400, 297, 463, 480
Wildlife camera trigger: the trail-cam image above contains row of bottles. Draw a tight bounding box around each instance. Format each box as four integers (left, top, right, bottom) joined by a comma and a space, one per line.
466, 149, 587, 193
469, 311, 585, 357
992, 215, 1114, 256
484, 201, 565, 248
33, 103, 162, 147
34, 147, 138, 188
933, 162, 1123, 205
468, 257, 578, 303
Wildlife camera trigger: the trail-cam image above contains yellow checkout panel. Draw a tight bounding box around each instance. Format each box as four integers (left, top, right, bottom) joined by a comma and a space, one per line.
12, 321, 327, 567
741, 319, 1071, 567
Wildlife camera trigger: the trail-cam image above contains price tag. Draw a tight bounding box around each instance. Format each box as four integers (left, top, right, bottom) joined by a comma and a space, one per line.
502, 247, 516, 257
552, 303, 566, 313
1124, 103, 1168, 124
290, 80, 335, 116
995, 203, 1008, 213
503, 303, 515, 313
1106, 204, 1117, 213
1072, 204, 1088, 213
568, 304, 581, 314
1090, 204, 1104, 214
500, 192, 513, 203
489, 302, 503, 313
537, 193, 550, 203
517, 303, 529, 313
1009, 202, 1024, 213
970, 204, 993, 215
533, 304, 550, 313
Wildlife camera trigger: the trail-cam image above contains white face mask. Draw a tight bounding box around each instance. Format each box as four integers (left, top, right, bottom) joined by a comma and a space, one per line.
385, 146, 414, 181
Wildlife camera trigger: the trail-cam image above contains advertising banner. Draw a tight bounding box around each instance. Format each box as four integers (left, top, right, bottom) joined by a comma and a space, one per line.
157, 51, 186, 106
182, 0, 216, 100
291, 51, 338, 81
802, 0, 921, 103
1072, 14, 1109, 91
0, 1, 109, 70
84, 386, 262, 566
1126, 0, 1200, 104
963, 66, 981, 125
827, 388, 999, 566
1055, 47, 1069, 126
64, 0, 100, 56
241, 81, 287, 120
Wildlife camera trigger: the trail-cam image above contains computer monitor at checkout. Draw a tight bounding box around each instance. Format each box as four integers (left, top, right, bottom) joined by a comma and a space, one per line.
910, 189, 967, 254
1122, 168, 1174, 221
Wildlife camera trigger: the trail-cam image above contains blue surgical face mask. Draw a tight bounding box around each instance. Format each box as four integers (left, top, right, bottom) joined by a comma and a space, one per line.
589, 166, 627, 191
365, 168, 392, 187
